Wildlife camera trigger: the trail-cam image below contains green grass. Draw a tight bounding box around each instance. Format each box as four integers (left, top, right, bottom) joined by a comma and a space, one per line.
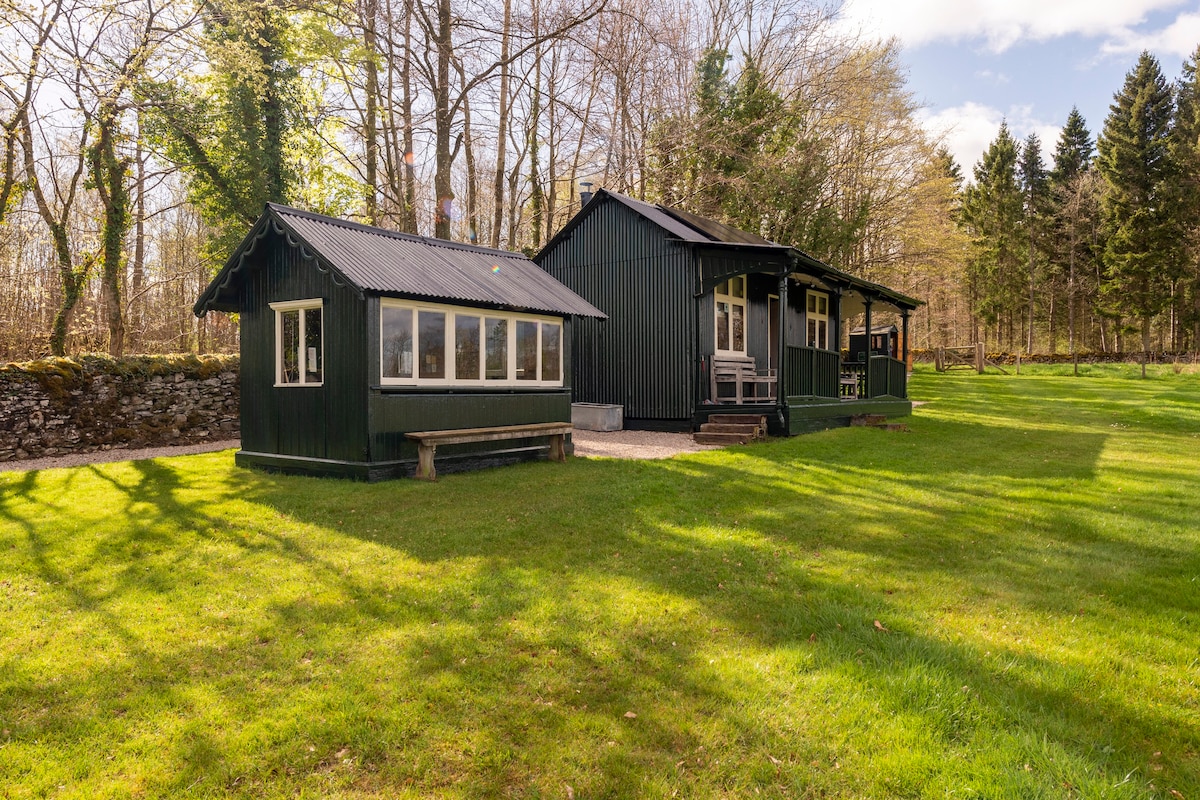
2, 363, 1198, 798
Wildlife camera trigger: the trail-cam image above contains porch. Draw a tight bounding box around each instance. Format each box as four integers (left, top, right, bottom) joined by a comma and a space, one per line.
693, 346, 911, 437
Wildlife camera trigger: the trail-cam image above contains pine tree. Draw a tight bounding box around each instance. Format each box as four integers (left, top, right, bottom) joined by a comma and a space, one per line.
1050, 107, 1094, 185
962, 122, 1025, 346
1019, 133, 1050, 352
1049, 110, 1100, 354
1097, 51, 1178, 357
1171, 46, 1200, 349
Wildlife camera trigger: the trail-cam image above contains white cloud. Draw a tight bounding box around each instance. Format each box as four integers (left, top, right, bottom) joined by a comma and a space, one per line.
1099, 11, 1200, 59
838, 0, 1188, 53
919, 102, 1061, 177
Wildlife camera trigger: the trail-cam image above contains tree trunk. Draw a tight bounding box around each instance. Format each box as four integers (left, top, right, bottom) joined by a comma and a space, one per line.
90, 103, 130, 357
131, 135, 146, 352
401, 0, 418, 233
362, 0, 380, 225
528, 2, 544, 249
430, 0, 454, 240
456, 58, 480, 243
489, 0, 512, 249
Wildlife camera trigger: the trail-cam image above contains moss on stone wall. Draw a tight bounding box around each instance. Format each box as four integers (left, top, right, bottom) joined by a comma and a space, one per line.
0, 354, 240, 461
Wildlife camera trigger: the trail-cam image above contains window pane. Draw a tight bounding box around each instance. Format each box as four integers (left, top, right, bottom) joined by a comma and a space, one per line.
732, 303, 745, 351
716, 302, 730, 350
817, 320, 828, 350
304, 307, 322, 383
419, 311, 446, 379
807, 293, 816, 313
818, 295, 827, 315
540, 322, 561, 381
516, 320, 538, 381
807, 319, 817, 348
280, 310, 300, 384
455, 315, 480, 380
485, 318, 508, 380
382, 306, 413, 378
716, 280, 728, 296
731, 276, 744, 298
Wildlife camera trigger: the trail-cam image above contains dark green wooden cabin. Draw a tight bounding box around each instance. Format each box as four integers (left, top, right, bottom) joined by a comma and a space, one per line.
195, 204, 605, 480
535, 189, 921, 435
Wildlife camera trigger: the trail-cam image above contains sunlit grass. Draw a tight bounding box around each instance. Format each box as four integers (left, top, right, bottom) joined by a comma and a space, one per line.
1, 364, 1198, 797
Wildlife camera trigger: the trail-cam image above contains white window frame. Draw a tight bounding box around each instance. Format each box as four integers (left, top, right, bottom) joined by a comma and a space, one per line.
806, 290, 830, 351
379, 298, 564, 388
714, 276, 748, 356
271, 299, 324, 387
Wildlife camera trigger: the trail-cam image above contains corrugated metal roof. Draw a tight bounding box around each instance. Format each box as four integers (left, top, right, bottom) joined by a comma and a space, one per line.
196, 205, 606, 318
537, 189, 920, 311
657, 204, 778, 246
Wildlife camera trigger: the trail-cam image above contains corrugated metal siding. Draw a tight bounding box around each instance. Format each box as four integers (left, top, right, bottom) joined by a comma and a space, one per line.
238, 229, 369, 461
539, 198, 697, 422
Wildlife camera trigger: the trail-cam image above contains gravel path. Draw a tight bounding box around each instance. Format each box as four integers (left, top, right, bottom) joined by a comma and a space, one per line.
570, 429, 718, 459
0, 439, 240, 473
0, 429, 712, 474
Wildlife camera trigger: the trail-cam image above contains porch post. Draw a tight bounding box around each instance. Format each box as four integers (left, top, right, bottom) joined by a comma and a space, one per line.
863, 296, 874, 398
776, 273, 788, 429
901, 309, 911, 399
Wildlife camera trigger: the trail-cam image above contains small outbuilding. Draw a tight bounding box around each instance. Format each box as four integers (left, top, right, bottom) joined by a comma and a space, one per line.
195, 204, 605, 480
535, 189, 920, 435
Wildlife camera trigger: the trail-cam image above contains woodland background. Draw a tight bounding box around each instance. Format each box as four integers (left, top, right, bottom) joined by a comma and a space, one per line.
1, 0, 1199, 361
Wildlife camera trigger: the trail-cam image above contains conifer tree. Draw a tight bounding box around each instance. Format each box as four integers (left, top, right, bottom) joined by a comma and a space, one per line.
1097, 51, 1178, 357
962, 122, 1025, 346
1019, 133, 1050, 352
1171, 46, 1200, 349
1050, 107, 1094, 185
1049, 109, 1100, 354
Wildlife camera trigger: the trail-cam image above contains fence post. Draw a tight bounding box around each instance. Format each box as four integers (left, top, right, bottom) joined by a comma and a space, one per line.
975, 342, 985, 374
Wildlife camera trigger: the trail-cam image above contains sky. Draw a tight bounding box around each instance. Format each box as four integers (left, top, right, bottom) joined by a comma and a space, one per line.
837, 0, 1200, 176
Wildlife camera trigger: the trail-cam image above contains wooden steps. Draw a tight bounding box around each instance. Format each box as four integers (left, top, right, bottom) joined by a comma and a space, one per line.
694, 414, 767, 446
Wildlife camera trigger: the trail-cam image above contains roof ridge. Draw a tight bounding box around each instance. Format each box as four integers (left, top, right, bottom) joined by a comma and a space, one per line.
266, 203, 528, 260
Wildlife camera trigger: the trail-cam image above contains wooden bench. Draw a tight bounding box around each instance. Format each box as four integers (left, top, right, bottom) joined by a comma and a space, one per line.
405, 422, 573, 480
711, 355, 776, 404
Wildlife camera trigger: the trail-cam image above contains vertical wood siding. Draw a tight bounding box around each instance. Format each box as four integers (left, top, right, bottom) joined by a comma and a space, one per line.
539, 200, 697, 422
238, 230, 369, 461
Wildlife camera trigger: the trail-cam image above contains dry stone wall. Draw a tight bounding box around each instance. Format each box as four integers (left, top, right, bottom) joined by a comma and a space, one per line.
0, 355, 239, 462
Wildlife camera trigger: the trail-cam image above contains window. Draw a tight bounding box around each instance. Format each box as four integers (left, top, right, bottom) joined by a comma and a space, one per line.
806, 290, 830, 350
380, 299, 564, 387
485, 317, 508, 380
714, 276, 747, 354
455, 315, 481, 380
272, 300, 323, 386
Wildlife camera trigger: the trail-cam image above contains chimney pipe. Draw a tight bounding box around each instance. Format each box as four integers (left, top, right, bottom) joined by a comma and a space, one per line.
579, 181, 594, 207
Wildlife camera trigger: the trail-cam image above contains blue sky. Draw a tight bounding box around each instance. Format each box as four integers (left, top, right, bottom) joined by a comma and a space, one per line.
837, 0, 1200, 176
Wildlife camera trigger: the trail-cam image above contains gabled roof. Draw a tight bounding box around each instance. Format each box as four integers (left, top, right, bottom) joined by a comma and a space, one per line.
195, 204, 606, 318
536, 189, 920, 311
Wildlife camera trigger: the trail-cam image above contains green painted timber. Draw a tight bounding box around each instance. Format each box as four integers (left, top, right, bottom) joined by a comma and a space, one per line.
787, 396, 912, 435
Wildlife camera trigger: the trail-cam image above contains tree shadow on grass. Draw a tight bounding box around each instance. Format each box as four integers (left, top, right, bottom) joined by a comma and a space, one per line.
1, 416, 1197, 796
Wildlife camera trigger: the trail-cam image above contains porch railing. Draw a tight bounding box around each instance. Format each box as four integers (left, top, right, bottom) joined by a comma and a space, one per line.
785, 346, 840, 398
868, 355, 908, 398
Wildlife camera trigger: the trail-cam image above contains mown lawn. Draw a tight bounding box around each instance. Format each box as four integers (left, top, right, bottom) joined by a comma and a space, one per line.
1, 364, 1198, 798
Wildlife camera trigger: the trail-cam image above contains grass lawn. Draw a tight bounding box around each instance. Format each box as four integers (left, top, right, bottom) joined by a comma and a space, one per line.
1, 364, 1198, 798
